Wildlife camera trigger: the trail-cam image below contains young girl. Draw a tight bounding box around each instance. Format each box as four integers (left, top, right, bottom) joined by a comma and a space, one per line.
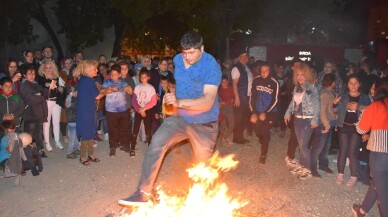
335, 74, 370, 186
103, 64, 132, 156
284, 63, 320, 180
131, 67, 157, 156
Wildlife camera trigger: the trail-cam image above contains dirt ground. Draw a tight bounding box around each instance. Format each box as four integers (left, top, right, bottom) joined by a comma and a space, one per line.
0, 129, 381, 217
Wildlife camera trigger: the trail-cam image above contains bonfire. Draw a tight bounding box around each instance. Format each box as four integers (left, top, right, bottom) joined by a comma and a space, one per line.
121, 151, 248, 217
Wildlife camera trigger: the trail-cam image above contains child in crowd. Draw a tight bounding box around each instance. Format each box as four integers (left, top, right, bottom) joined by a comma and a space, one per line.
131, 67, 157, 156
103, 65, 133, 156
153, 76, 170, 133
21, 132, 43, 177
65, 82, 79, 159
0, 121, 16, 172
0, 77, 25, 132
218, 75, 235, 145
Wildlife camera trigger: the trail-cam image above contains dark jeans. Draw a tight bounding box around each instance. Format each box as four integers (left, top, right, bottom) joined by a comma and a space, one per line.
132, 109, 153, 149
286, 117, 298, 159
294, 117, 313, 169
318, 127, 334, 169
138, 116, 218, 192
337, 128, 360, 176
60, 122, 67, 137
310, 124, 324, 173
253, 118, 271, 157
361, 152, 388, 216
106, 110, 132, 149
24, 122, 44, 151
233, 101, 250, 141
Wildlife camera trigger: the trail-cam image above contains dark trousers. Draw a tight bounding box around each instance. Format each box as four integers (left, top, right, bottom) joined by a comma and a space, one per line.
233, 101, 250, 141
133, 109, 153, 149
106, 110, 132, 149
361, 152, 388, 216
24, 122, 44, 151
60, 122, 67, 137
286, 117, 298, 159
337, 129, 360, 176
253, 119, 271, 157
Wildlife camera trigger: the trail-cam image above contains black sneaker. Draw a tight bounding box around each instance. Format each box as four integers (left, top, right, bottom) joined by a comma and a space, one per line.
118, 190, 151, 206
352, 204, 365, 217
109, 148, 116, 157
40, 150, 48, 158
311, 171, 321, 178
319, 167, 334, 174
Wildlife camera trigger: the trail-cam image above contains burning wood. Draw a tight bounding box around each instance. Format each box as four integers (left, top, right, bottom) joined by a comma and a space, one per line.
120, 151, 248, 217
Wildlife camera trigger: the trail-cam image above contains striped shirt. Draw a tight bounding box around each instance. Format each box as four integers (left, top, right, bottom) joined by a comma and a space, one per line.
356, 98, 388, 153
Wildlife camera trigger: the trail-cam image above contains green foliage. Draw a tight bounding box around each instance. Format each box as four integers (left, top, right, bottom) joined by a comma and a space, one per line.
0, 0, 39, 44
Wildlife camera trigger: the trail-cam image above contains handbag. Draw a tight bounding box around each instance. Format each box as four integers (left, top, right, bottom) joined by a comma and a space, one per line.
96, 96, 105, 112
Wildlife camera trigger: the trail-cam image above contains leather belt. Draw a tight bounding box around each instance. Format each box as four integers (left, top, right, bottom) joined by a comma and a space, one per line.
193, 121, 218, 128
294, 115, 313, 119
48, 97, 57, 101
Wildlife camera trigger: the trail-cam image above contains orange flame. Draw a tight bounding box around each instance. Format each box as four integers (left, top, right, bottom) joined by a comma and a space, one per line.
124, 151, 248, 217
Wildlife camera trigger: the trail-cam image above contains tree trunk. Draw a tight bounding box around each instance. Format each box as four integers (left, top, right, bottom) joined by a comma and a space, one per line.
111, 21, 127, 58
32, 14, 64, 61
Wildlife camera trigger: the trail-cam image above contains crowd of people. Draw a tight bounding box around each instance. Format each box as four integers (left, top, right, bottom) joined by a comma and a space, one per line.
0, 31, 387, 216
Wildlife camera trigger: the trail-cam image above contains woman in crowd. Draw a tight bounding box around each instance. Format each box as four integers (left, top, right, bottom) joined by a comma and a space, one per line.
352, 78, 388, 217
335, 74, 371, 187
75, 60, 111, 165
37, 60, 65, 151
284, 63, 320, 180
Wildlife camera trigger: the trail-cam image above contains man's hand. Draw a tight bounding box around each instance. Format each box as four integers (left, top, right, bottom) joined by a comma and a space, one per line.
321, 129, 329, 134
311, 124, 318, 129
333, 95, 341, 105
164, 93, 178, 107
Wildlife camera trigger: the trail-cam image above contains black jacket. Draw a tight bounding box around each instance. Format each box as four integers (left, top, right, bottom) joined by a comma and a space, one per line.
20, 80, 48, 122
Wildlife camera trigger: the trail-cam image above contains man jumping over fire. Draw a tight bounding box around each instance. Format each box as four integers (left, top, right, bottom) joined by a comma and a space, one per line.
118, 31, 221, 206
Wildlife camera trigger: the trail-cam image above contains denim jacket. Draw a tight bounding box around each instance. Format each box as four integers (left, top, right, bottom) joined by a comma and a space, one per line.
335, 92, 371, 128
284, 82, 320, 125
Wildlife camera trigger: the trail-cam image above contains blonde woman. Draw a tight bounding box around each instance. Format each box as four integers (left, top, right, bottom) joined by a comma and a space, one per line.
75, 60, 112, 165
37, 60, 65, 151
284, 63, 320, 180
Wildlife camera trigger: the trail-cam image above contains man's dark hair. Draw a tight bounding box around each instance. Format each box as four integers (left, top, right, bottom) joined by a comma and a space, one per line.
0, 77, 13, 86
42, 45, 54, 52
180, 31, 203, 49
21, 64, 36, 75
110, 64, 121, 73
322, 73, 336, 88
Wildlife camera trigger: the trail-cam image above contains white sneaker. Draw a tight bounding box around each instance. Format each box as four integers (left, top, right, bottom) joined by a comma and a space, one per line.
97, 130, 103, 135
298, 168, 312, 180
93, 141, 97, 148
55, 142, 64, 150
290, 165, 304, 175
45, 143, 53, 152
104, 133, 109, 141
285, 156, 300, 168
